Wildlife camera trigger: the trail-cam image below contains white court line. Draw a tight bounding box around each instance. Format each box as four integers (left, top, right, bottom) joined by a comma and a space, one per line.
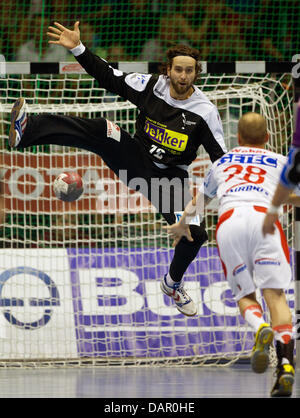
83, 326, 250, 332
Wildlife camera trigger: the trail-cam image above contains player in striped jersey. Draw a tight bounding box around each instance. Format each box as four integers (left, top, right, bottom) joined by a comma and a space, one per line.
166, 112, 300, 397
9, 21, 227, 317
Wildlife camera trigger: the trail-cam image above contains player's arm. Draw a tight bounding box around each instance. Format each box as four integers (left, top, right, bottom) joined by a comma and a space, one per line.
263, 100, 300, 236
165, 192, 211, 247
47, 21, 150, 104
263, 154, 300, 237
262, 182, 298, 236
165, 165, 217, 246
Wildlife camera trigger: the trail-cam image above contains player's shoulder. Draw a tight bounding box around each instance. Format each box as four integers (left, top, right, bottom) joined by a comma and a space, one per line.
189, 86, 217, 115
124, 72, 155, 92
152, 74, 170, 98
190, 87, 225, 131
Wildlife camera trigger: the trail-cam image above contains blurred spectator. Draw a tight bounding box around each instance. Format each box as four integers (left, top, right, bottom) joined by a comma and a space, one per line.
138, 15, 191, 62
0, 0, 28, 61
15, 14, 70, 62
106, 44, 129, 62
165, 0, 212, 56
29, 0, 45, 16
257, 0, 284, 60
225, 0, 259, 14
28, 0, 73, 25
80, 23, 129, 60
79, 23, 98, 52
51, 0, 72, 26
0, 0, 299, 64
65, 23, 108, 60
86, 2, 122, 57
282, 2, 300, 60
156, 0, 252, 61
264, 0, 300, 60
249, 0, 288, 61
117, 0, 160, 58
205, 0, 254, 60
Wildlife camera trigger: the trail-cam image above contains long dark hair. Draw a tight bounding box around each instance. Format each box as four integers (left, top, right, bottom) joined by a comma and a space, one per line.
161, 44, 202, 82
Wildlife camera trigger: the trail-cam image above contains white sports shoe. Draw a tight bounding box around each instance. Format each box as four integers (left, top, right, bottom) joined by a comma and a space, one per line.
160, 275, 197, 317
9, 98, 27, 147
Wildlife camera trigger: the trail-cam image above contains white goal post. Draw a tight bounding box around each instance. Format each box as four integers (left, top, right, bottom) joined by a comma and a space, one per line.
0, 61, 297, 367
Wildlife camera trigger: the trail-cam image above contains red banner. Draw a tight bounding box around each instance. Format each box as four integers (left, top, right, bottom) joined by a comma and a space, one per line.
1, 152, 209, 214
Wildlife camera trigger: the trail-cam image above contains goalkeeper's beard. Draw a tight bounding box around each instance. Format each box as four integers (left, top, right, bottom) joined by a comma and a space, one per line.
169, 78, 194, 98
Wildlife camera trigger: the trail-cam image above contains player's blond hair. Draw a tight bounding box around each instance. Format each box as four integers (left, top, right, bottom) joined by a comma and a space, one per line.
238, 112, 268, 145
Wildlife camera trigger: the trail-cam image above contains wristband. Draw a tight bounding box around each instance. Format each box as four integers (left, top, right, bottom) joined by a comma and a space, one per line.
267, 204, 280, 215
70, 42, 85, 56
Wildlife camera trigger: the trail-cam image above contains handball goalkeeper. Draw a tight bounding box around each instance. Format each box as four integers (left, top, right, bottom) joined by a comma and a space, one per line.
9, 21, 227, 317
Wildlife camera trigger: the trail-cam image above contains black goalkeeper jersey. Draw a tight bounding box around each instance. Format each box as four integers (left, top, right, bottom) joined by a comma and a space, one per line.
75, 45, 227, 167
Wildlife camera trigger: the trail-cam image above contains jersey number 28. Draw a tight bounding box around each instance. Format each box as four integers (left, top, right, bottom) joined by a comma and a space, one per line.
224, 164, 267, 184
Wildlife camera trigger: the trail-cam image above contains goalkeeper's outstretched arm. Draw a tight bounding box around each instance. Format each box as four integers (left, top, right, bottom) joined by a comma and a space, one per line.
47, 20, 149, 104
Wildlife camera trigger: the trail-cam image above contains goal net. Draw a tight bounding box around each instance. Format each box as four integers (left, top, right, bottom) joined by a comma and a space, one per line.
0, 67, 295, 367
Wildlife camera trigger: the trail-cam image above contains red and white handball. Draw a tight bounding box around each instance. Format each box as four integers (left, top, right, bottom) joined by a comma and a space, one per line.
53, 171, 84, 202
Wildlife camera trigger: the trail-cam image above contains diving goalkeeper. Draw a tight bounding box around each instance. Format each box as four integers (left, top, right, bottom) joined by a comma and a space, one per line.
9, 21, 226, 317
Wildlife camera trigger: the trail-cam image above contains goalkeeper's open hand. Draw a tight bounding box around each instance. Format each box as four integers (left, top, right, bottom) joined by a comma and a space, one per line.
47, 21, 80, 50
164, 222, 193, 247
